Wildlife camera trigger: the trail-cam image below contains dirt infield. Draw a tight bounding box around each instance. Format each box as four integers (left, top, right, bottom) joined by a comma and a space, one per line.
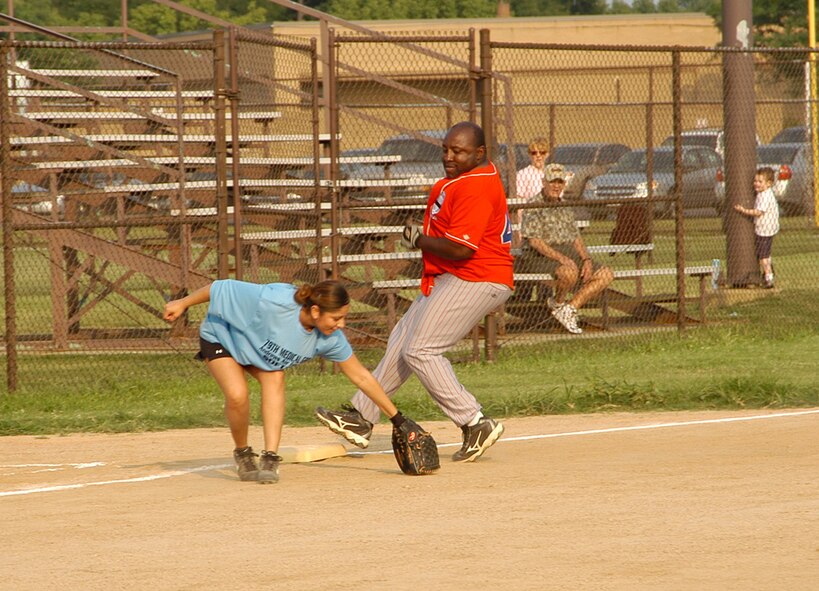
2, 409, 818, 591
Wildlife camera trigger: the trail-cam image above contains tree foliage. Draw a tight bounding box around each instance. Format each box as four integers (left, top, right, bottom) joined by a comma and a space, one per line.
753, 0, 809, 48
2, 0, 813, 49
324, 0, 497, 20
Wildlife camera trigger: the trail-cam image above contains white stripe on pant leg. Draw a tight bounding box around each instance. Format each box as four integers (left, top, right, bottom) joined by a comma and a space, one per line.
350, 295, 420, 424
403, 275, 511, 426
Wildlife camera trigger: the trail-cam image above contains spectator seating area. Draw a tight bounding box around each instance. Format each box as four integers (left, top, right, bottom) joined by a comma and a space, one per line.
8, 62, 717, 347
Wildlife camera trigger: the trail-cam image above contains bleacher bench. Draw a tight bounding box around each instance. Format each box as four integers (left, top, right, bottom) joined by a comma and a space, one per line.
23, 68, 160, 78
29, 154, 402, 171
372, 260, 718, 331
9, 133, 335, 146
19, 110, 281, 122
9, 89, 215, 99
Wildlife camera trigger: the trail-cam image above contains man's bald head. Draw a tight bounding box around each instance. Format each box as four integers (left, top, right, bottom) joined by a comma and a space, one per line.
442, 122, 488, 178
448, 121, 486, 150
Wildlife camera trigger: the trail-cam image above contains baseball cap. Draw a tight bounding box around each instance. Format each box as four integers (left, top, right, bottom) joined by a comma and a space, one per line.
544, 163, 568, 182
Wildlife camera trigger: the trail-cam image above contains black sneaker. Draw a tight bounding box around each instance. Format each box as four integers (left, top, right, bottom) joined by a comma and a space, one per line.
315, 405, 373, 449
258, 451, 281, 484
233, 446, 259, 481
452, 417, 505, 462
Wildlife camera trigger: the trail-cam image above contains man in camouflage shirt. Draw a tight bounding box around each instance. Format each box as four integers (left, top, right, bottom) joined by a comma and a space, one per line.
517, 163, 613, 334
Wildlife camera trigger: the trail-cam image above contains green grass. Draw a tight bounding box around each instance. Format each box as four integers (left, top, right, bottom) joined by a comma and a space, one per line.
1, 216, 817, 436
1, 287, 816, 436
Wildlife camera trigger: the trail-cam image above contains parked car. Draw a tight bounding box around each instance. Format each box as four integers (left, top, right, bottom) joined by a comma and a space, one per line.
348, 130, 446, 183
284, 147, 384, 181
347, 130, 528, 193
11, 181, 65, 217
770, 126, 808, 144
547, 142, 631, 200
661, 128, 759, 158
582, 145, 723, 217
715, 142, 814, 216
496, 141, 531, 174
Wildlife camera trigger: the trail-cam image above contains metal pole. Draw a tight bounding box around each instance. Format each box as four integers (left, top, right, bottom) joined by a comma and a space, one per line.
309, 38, 324, 281
228, 27, 243, 279
121, 0, 128, 41
479, 28, 497, 361
479, 29, 493, 155
809, 0, 819, 227
468, 29, 477, 124
722, 0, 759, 287
645, 66, 655, 245
672, 50, 686, 332
1, 43, 18, 392
213, 30, 230, 279
327, 28, 340, 281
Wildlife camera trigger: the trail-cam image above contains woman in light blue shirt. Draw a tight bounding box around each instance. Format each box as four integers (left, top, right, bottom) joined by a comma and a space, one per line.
163, 280, 407, 484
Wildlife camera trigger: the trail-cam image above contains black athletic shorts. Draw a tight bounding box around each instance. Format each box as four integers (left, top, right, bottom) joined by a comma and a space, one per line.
195, 337, 233, 361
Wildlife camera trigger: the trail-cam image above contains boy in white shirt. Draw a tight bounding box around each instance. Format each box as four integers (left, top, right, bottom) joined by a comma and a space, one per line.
734, 167, 780, 289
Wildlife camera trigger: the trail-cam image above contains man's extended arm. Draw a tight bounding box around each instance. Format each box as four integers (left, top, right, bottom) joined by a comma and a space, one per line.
573, 235, 594, 280
417, 235, 473, 260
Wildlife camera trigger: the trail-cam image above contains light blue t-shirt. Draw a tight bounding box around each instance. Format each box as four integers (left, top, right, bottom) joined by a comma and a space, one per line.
199, 280, 353, 370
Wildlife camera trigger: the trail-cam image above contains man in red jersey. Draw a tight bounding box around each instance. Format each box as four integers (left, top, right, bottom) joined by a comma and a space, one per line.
317, 122, 514, 463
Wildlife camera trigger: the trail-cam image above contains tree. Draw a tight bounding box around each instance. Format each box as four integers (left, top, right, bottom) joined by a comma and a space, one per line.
569, 0, 606, 15
607, 0, 632, 15
657, 0, 680, 12
324, 0, 496, 19
754, 0, 808, 48
129, 3, 184, 36
631, 0, 656, 14
12, 0, 71, 27
677, 0, 720, 17
509, 0, 568, 17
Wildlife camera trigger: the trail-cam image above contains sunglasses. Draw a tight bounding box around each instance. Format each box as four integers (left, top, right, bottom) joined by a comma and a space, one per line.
530, 150, 548, 156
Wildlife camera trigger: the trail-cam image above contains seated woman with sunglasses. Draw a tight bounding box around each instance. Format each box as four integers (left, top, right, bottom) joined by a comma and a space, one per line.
516, 137, 550, 202
511, 137, 551, 254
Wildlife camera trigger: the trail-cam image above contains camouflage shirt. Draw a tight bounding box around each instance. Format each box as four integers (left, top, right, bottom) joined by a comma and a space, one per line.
521, 203, 579, 246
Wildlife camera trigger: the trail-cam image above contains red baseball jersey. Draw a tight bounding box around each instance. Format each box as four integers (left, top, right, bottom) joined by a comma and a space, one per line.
420, 161, 514, 295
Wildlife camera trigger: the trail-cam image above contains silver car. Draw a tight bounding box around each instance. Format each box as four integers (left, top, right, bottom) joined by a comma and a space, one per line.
351, 130, 446, 182
661, 128, 760, 159
349, 130, 527, 193
715, 142, 814, 216
770, 126, 808, 144
548, 142, 631, 201
12, 181, 65, 217
582, 146, 723, 217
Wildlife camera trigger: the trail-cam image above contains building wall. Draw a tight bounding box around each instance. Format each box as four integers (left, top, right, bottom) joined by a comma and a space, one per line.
270, 13, 721, 48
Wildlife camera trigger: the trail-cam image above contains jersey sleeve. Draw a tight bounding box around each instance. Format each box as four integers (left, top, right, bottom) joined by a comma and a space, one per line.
207, 280, 263, 332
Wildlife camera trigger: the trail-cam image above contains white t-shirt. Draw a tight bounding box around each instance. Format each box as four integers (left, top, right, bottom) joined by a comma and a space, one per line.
515, 164, 545, 201
754, 187, 780, 237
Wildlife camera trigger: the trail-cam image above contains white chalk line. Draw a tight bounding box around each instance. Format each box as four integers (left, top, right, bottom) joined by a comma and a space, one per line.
0, 463, 232, 498
351, 408, 819, 456
2, 409, 817, 496
0, 461, 108, 477
0, 461, 106, 469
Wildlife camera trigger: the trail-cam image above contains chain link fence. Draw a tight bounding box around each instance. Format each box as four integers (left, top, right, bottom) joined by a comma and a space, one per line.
1, 31, 329, 390
490, 43, 819, 354
2, 25, 818, 392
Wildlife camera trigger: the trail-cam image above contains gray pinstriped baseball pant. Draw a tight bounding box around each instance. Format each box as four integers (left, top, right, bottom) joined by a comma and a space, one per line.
351, 273, 512, 427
